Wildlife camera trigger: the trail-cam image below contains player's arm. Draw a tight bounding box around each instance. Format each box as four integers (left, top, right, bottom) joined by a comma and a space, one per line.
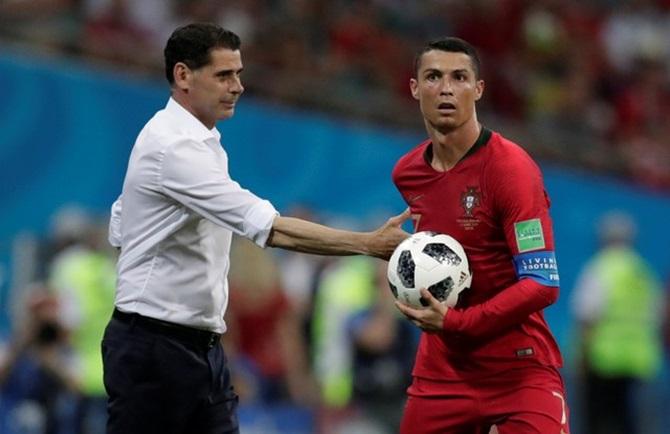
268, 210, 410, 260
397, 277, 557, 336
441, 277, 557, 338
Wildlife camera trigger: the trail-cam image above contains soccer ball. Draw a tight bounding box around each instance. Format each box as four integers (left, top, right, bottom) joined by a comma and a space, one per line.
387, 231, 472, 308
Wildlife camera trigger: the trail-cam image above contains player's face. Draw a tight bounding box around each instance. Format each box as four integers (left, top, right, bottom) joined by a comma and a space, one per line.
183, 48, 245, 128
410, 50, 484, 132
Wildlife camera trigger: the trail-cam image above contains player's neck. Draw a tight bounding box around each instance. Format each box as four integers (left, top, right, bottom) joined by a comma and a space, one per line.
427, 119, 481, 172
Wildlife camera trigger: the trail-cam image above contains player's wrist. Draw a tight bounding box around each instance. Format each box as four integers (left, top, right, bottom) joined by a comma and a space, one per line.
360, 231, 376, 257
442, 308, 461, 332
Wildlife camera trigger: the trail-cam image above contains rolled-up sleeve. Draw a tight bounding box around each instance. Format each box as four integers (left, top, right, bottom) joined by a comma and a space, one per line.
108, 197, 123, 248
160, 139, 278, 247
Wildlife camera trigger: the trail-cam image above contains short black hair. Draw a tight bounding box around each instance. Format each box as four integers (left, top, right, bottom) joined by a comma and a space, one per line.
164, 23, 241, 84
413, 37, 481, 79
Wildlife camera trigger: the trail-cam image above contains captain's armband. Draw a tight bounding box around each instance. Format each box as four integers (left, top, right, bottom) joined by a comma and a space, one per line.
513, 251, 560, 286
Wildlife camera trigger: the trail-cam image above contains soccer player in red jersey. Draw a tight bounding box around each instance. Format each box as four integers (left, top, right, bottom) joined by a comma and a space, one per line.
392, 37, 570, 434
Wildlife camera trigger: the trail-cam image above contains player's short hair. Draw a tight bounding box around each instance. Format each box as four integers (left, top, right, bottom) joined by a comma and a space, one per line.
414, 37, 482, 79
164, 23, 241, 85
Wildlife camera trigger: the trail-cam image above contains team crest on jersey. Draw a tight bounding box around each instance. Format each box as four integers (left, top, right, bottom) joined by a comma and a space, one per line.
460, 187, 480, 217
458, 186, 481, 230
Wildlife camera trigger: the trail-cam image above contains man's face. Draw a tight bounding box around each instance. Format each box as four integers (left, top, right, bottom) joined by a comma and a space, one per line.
183, 47, 244, 128
410, 50, 484, 132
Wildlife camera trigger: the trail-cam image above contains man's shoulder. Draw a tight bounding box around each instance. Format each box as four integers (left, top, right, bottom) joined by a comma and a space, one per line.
143, 108, 177, 136
135, 109, 197, 151
488, 131, 530, 157
393, 139, 430, 175
485, 131, 539, 171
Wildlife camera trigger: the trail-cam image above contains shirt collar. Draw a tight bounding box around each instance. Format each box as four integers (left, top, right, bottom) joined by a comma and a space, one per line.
165, 97, 222, 143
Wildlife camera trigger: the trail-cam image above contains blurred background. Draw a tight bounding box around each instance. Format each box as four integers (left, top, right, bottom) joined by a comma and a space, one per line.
0, 0, 669, 433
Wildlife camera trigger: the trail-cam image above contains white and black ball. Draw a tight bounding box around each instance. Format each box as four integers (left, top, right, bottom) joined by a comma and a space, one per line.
387, 231, 472, 308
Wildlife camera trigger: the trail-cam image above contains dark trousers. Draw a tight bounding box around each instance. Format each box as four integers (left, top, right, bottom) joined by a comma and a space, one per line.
101, 309, 239, 434
584, 371, 635, 434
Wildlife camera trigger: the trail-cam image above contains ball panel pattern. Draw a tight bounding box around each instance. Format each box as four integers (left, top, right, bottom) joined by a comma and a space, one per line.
426, 276, 454, 304
422, 243, 462, 266
389, 282, 398, 298
397, 250, 415, 287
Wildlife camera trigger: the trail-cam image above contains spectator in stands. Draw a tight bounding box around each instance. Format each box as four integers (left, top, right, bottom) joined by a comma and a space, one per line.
2, 0, 670, 189
0, 285, 79, 434
608, 57, 670, 189
312, 256, 416, 434
81, 0, 158, 69
347, 260, 417, 434
571, 211, 664, 434
47, 207, 116, 434
275, 206, 333, 373
0, 0, 81, 54
224, 237, 317, 406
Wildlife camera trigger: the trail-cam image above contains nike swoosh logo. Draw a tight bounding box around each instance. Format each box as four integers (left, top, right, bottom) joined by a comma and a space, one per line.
408, 194, 425, 204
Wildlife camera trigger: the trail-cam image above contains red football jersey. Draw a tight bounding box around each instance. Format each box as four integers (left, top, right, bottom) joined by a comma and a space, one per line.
392, 128, 563, 381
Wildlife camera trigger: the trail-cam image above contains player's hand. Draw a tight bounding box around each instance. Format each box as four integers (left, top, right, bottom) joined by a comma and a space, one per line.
395, 288, 448, 332
367, 208, 411, 260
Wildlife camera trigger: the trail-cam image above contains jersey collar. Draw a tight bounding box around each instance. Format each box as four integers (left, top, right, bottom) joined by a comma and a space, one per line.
423, 126, 492, 167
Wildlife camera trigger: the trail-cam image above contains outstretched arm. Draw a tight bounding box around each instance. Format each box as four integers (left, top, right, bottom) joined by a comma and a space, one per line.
267, 209, 411, 260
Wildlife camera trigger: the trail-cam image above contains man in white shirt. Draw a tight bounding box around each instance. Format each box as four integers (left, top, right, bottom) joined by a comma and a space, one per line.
102, 23, 409, 434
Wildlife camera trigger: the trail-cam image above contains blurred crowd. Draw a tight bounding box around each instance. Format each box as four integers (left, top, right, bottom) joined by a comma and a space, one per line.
1, 0, 670, 190
0, 207, 116, 434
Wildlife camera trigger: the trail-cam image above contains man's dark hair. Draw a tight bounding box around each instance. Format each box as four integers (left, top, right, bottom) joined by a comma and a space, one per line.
413, 37, 482, 79
164, 23, 241, 84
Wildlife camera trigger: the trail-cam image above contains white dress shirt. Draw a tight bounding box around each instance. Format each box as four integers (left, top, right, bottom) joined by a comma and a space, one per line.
109, 97, 278, 333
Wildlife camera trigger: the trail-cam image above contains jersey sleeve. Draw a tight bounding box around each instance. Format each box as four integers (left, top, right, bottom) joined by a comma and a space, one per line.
497, 151, 560, 287
443, 149, 560, 338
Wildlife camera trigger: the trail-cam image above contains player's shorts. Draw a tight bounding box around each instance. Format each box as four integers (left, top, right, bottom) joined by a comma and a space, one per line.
400, 365, 569, 434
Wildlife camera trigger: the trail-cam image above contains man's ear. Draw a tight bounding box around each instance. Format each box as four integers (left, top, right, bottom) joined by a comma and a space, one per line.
474, 79, 485, 101
173, 62, 192, 91
410, 78, 419, 101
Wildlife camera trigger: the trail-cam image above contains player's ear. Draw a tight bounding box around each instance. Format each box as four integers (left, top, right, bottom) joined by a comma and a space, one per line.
410, 78, 419, 100
474, 79, 484, 101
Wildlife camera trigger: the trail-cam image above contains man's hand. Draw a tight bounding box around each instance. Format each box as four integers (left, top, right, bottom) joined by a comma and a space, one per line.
366, 208, 411, 260
395, 288, 448, 332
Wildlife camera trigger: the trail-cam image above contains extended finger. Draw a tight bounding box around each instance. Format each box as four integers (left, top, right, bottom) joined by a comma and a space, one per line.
395, 301, 419, 320
420, 287, 441, 309
389, 208, 411, 225
395, 300, 410, 314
